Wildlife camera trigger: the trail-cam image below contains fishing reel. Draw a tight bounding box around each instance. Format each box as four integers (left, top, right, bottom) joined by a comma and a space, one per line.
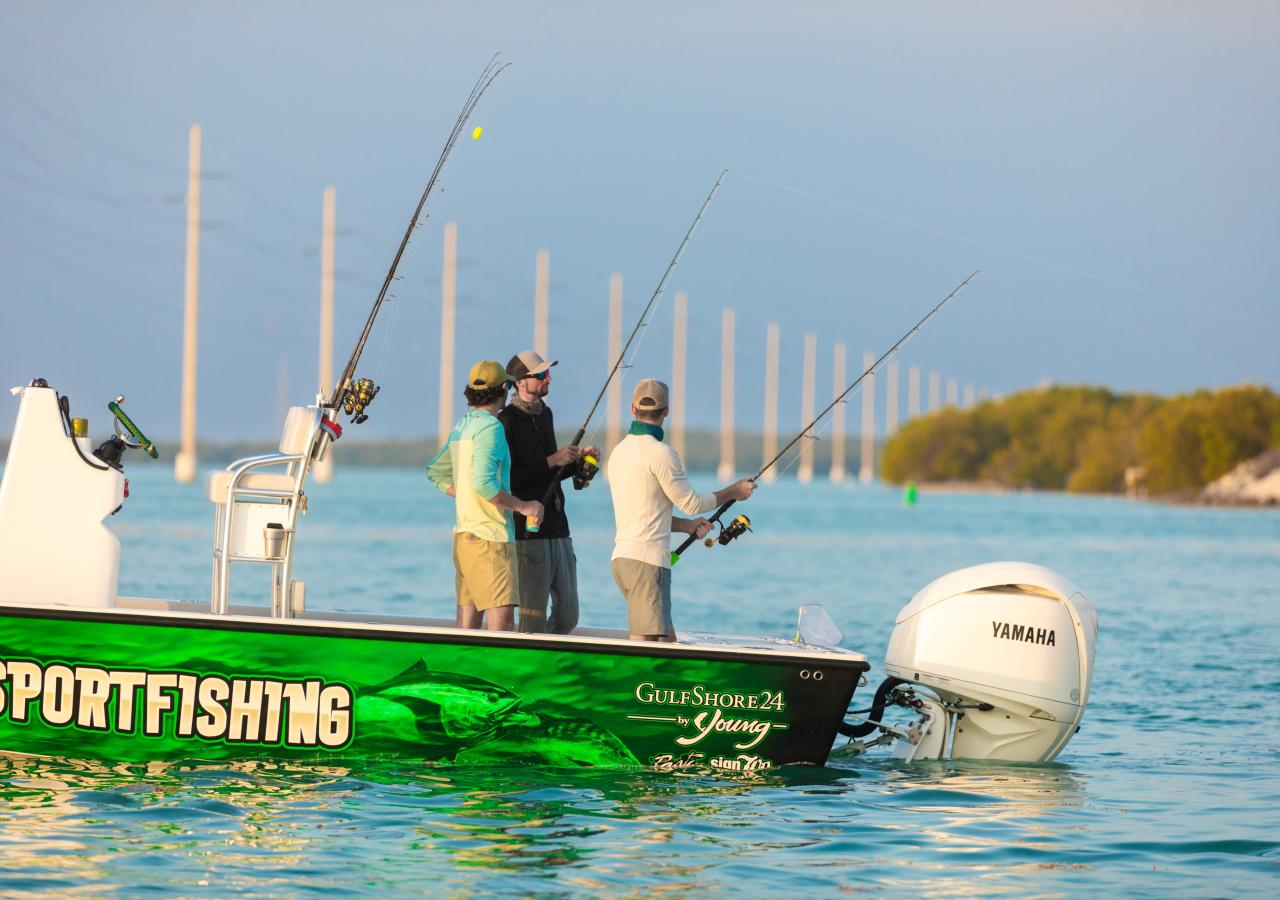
572, 453, 600, 490
704, 514, 752, 548
341, 378, 380, 424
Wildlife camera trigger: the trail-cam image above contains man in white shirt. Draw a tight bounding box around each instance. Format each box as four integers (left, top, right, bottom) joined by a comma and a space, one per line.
607, 378, 756, 642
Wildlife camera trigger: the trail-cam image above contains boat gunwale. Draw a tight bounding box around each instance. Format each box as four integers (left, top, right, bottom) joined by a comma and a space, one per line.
0, 599, 871, 671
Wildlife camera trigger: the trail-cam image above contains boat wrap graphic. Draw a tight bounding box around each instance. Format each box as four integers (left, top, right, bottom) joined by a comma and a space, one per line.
0, 610, 862, 768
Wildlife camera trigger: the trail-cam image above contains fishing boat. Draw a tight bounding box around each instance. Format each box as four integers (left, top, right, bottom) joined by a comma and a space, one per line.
0, 379, 1096, 770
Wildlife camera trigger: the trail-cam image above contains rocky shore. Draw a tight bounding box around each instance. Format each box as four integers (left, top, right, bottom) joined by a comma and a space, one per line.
1199, 447, 1280, 506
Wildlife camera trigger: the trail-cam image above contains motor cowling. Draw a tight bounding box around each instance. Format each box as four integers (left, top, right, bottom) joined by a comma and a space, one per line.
883, 562, 1097, 763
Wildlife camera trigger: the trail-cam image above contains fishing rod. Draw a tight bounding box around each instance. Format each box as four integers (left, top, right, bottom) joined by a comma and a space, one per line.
324, 55, 509, 428
538, 169, 728, 508
671, 270, 980, 565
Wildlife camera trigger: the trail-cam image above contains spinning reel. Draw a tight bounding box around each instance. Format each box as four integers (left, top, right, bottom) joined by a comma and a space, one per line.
704, 513, 752, 548
572, 453, 599, 490
341, 378, 380, 424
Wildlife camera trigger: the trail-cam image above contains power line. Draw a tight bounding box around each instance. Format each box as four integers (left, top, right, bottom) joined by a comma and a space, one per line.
0, 73, 185, 177
731, 170, 1277, 338
0, 123, 181, 227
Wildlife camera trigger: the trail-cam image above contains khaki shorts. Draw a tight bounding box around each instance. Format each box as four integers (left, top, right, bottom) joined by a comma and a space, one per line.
516, 537, 579, 635
452, 531, 518, 611
611, 557, 672, 637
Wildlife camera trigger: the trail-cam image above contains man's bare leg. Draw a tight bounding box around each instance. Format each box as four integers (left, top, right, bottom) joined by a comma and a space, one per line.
484, 605, 516, 632
457, 605, 482, 630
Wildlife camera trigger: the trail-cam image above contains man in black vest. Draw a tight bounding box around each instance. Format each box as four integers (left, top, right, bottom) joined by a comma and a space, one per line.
498, 350, 600, 633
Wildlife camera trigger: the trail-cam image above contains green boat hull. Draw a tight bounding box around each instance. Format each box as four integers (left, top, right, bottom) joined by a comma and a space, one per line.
0, 606, 867, 771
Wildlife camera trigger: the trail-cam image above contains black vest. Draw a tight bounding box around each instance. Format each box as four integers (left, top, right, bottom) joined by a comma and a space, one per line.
497, 403, 572, 539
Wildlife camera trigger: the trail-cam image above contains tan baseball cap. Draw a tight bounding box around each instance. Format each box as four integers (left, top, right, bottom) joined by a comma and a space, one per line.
468, 360, 512, 390
632, 378, 670, 411
506, 350, 559, 380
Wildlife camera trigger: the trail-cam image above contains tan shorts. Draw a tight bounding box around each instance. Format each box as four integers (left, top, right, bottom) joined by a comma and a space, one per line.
452, 531, 518, 611
611, 557, 672, 637
516, 537, 579, 635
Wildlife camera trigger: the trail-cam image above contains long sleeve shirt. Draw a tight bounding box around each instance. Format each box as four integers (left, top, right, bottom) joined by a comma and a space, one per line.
426, 408, 514, 542
608, 430, 717, 568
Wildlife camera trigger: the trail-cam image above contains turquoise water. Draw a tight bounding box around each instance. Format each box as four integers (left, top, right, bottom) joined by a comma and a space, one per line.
2, 465, 1278, 895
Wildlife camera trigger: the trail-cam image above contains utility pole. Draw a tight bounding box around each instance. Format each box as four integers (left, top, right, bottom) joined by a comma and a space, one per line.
859, 350, 875, 484
275, 356, 290, 428
761, 322, 779, 484
175, 123, 202, 485
885, 360, 900, 437
606, 274, 623, 461
314, 185, 336, 483
437, 222, 457, 448
908, 365, 921, 419
717, 307, 735, 482
534, 249, 549, 358
797, 333, 816, 484
830, 342, 846, 483
671, 291, 688, 461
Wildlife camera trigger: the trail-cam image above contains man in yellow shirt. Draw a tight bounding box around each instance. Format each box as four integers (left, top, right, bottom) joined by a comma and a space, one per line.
427, 360, 544, 631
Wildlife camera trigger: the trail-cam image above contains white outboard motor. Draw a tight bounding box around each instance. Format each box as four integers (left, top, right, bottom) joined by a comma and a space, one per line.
876, 562, 1097, 763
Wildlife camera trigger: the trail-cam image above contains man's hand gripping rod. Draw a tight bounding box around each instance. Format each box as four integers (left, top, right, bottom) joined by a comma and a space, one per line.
670, 270, 980, 565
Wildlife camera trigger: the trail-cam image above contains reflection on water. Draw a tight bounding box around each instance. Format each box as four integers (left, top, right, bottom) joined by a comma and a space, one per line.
0, 753, 1108, 894
871, 760, 1089, 867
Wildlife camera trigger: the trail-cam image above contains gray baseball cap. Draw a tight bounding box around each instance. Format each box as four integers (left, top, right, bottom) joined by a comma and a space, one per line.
506, 350, 559, 380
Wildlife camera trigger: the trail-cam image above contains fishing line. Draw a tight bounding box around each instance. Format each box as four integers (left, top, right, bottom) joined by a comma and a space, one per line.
770, 392, 856, 483
671, 271, 979, 565
581, 289, 660, 453
327, 54, 509, 413
729, 170, 1274, 337
540, 170, 728, 507
979, 266, 1243, 377
373, 285, 402, 383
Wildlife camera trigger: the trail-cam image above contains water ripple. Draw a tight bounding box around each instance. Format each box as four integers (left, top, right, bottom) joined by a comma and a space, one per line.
2, 474, 1274, 895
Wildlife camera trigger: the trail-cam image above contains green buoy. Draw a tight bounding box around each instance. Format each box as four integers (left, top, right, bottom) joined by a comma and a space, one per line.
904, 482, 918, 507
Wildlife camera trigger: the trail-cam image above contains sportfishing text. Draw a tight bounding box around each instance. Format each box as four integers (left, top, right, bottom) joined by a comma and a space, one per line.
0, 659, 352, 749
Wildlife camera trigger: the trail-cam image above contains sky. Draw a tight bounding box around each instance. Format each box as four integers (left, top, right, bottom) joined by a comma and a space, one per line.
1, 1, 1277, 442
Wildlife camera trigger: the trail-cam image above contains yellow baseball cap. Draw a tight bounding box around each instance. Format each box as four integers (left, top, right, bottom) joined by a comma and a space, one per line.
468, 360, 512, 390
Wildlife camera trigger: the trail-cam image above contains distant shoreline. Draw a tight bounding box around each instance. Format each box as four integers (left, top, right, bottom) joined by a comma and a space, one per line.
0, 428, 883, 474
907, 480, 1023, 495
898, 481, 1277, 508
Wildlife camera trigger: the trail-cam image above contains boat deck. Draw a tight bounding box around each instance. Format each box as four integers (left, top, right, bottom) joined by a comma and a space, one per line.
101, 595, 870, 666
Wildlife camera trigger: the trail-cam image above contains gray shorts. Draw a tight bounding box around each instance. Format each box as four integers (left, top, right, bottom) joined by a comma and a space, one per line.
611, 557, 672, 637
515, 537, 579, 634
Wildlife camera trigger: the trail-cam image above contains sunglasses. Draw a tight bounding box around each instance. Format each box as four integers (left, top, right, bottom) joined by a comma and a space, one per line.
523, 371, 550, 381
